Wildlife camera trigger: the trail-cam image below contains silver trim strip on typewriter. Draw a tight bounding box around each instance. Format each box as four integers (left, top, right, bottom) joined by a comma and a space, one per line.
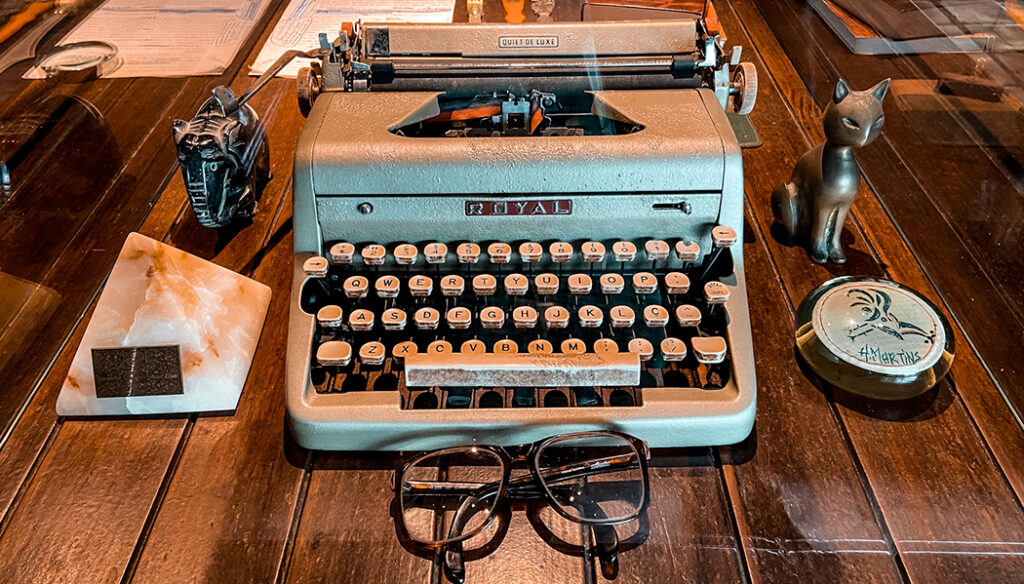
287, 17, 758, 450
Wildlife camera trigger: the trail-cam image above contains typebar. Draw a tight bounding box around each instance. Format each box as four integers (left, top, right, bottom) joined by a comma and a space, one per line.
404, 353, 640, 388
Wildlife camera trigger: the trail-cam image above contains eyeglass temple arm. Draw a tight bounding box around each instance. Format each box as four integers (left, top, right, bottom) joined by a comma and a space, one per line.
443, 490, 500, 584
572, 491, 620, 578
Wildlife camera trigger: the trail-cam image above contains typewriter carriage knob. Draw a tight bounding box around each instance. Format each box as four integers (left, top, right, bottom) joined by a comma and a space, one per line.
729, 62, 758, 116
296, 63, 322, 118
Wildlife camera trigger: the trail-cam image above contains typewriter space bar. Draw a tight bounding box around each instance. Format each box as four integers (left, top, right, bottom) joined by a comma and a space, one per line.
404, 353, 640, 387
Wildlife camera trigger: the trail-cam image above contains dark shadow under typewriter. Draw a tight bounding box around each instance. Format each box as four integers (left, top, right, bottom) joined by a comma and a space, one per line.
390, 431, 651, 583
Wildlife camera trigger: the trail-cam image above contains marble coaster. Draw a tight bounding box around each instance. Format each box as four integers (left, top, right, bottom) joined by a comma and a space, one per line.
57, 232, 272, 416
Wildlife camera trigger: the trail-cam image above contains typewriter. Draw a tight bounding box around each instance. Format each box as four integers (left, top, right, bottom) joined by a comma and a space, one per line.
286, 17, 758, 450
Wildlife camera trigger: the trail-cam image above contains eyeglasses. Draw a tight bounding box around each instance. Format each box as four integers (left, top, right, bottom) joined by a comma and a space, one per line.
392, 430, 651, 549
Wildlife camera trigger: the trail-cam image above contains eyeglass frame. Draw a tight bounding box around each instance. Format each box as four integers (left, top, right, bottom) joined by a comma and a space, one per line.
391, 430, 652, 548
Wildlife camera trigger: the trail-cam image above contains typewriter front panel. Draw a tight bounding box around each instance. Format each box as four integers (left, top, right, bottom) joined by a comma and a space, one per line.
313, 193, 721, 269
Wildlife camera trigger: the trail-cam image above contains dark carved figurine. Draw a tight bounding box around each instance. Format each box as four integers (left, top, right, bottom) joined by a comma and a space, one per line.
771, 78, 890, 263
172, 86, 270, 228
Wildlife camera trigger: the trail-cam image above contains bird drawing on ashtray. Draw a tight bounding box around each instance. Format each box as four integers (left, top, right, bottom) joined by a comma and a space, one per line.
846, 288, 935, 344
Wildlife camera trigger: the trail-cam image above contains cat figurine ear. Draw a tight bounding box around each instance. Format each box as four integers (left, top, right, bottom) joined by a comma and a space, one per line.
833, 78, 851, 103
870, 78, 891, 101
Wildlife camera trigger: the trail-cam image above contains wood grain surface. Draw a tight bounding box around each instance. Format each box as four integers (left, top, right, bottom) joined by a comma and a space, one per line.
0, 1, 1022, 583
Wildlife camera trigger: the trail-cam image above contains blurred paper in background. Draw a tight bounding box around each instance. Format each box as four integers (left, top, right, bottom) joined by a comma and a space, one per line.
25, 0, 272, 78
250, 0, 455, 78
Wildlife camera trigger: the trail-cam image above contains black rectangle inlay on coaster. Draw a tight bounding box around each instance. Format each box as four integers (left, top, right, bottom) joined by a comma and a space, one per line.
91, 345, 184, 398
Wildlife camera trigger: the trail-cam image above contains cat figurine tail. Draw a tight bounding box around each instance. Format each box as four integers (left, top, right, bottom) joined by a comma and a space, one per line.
771, 78, 890, 264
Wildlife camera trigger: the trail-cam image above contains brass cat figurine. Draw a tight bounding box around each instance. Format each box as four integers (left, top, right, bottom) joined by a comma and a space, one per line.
772, 78, 890, 264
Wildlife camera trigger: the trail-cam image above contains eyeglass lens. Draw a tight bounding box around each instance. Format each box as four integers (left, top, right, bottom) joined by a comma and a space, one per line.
535, 434, 644, 522
400, 447, 504, 545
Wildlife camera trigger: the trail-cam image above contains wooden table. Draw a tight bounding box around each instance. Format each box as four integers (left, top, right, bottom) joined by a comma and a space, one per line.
1, 1, 1023, 582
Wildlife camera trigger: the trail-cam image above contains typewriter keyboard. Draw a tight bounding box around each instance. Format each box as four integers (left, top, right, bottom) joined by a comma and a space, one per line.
299, 231, 739, 411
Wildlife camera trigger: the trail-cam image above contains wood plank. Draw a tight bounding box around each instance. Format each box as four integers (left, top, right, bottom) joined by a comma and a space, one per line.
0, 78, 287, 525
721, 0, 1024, 581
726, 0, 1024, 507
732, 0, 1024, 503
613, 452, 744, 583
747, 0, 1024, 427
127, 84, 314, 584
710, 3, 906, 582
0, 0, 291, 436
0, 419, 184, 583
730, 207, 900, 583
128, 198, 303, 583
285, 453, 432, 584
0, 12, 301, 582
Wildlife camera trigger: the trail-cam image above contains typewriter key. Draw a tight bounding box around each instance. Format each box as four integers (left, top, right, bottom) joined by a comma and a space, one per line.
645, 239, 670, 261
599, 273, 625, 294
593, 338, 618, 354
528, 339, 554, 354
583, 241, 606, 262
512, 306, 538, 328
343, 276, 369, 299
519, 241, 542, 262
480, 306, 505, 329
316, 305, 344, 328
643, 305, 669, 327
488, 242, 512, 263
536, 270, 561, 293
457, 242, 481, 263
535, 273, 559, 295
447, 307, 472, 329
632, 272, 657, 294
493, 339, 519, 354
409, 275, 433, 297
361, 244, 386, 265
375, 276, 400, 298
461, 339, 486, 354
329, 242, 355, 264
549, 241, 573, 263
665, 272, 691, 294
349, 309, 374, 331
568, 273, 592, 295
424, 242, 448, 263
675, 304, 702, 327
609, 305, 635, 327
544, 306, 570, 328
612, 241, 637, 262
317, 341, 352, 366
504, 273, 528, 295
692, 336, 728, 364
394, 243, 418, 265
414, 307, 440, 330
381, 308, 407, 331
712, 226, 738, 248
578, 305, 603, 328
473, 274, 498, 296
359, 342, 386, 366
427, 340, 453, 354
303, 256, 329, 278
392, 341, 418, 362
627, 338, 654, 361
560, 338, 586, 354
704, 281, 731, 304
675, 240, 700, 262
440, 275, 464, 296
660, 337, 687, 361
